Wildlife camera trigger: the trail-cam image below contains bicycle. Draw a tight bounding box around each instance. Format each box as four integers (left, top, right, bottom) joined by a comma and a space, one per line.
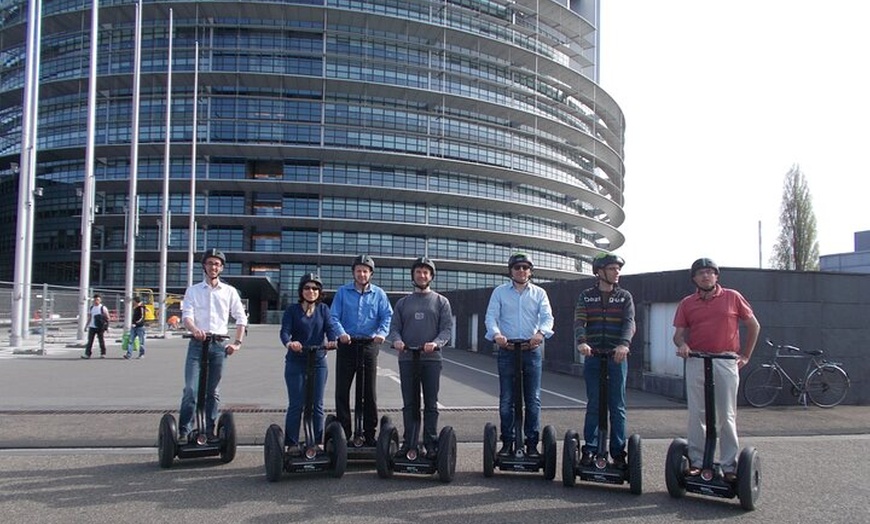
743, 339, 850, 408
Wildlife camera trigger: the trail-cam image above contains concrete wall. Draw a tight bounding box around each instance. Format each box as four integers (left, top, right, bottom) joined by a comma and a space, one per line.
442, 268, 870, 405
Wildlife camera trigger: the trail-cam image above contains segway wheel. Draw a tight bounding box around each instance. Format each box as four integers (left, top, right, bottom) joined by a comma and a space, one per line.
483, 422, 497, 478
157, 413, 178, 469
737, 446, 761, 511
628, 433, 642, 495
542, 424, 557, 481
437, 426, 457, 483
217, 412, 237, 464
264, 424, 284, 482
326, 421, 347, 478
665, 438, 688, 498
324, 413, 337, 430
561, 430, 579, 487
376, 422, 398, 479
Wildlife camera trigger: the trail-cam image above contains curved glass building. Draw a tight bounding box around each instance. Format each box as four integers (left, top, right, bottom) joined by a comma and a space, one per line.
0, 0, 625, 311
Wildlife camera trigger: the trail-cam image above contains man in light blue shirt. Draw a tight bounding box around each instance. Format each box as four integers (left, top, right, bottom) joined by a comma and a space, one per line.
330, 254, 393, 444
485, 253, 554, 457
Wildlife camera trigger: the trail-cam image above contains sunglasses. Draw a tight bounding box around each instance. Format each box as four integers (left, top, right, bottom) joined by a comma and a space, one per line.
512, 265, 531, 271
302, 285, 321, 291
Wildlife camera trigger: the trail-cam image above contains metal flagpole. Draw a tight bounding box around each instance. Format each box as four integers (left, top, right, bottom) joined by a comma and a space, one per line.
187, 41, 199, 288
10, 0, 42, 349
158, 8, 173, 338
124, 0, 144, 329
78, 0, 100, 343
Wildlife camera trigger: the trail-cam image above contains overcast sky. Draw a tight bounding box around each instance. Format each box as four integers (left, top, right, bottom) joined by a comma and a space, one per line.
597, 1, 870, 274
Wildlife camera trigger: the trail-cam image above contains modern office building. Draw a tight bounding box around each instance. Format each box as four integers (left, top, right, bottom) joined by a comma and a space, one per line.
820, 231, 870, 273
0, 0, 626, 318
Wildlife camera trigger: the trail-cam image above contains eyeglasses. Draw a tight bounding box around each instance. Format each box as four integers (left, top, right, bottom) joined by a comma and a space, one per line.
512, 265, 531, 271
302, 285, 321, 291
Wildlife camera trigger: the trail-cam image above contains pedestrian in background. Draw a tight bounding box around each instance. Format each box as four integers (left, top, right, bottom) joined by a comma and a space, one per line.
82, 294, 109, 359
125, 295, 146, 360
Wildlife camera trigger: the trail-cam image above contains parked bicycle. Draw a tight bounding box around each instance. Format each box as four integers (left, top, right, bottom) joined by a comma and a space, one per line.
743, 339, 850, 408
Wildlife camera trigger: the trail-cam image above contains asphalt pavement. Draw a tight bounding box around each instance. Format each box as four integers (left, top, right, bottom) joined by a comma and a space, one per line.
1, 324, 867, 448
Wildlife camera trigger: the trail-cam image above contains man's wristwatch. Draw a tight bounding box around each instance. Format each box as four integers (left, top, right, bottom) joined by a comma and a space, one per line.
233, 339, 243, 346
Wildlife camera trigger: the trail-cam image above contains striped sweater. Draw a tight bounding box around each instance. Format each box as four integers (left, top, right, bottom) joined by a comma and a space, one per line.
573, 285, 636, 349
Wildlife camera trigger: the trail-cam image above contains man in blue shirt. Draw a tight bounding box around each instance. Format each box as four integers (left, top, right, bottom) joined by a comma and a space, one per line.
330, 255, 393, 444
485, 253, 554, 457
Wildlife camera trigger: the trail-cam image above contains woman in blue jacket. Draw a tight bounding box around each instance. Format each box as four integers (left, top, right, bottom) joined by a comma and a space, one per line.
279, 273, 339, 453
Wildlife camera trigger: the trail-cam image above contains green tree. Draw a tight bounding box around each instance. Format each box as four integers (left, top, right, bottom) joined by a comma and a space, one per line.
770, 164, 820, 270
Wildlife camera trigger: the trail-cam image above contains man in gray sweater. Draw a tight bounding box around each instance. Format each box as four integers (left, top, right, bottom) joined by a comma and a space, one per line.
388, 257, 454, 458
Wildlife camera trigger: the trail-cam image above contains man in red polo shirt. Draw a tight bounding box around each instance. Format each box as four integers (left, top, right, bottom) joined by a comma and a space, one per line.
673, 258, 760, 482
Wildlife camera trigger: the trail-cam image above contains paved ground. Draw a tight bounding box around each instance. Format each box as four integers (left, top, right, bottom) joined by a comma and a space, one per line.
1, 324, 867, 448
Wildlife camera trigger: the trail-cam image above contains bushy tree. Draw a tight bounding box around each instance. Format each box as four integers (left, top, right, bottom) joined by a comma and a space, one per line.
770, 164, 819, 270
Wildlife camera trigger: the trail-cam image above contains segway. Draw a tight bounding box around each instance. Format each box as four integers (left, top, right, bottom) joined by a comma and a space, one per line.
563, 347, 642, 494
158, 334, 237, 468
264, 345, 348, 481
665, 352, 761, 511
482, 339, 556, 479
329, 337, 390, 462
377, 346, 457, 482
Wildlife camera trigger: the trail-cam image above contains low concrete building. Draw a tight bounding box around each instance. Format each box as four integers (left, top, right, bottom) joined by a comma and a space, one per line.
443, 267, 869, 405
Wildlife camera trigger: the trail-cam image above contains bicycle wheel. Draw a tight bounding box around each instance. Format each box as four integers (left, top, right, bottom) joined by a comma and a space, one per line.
743, 366, 783, 407
806, 365, 850, 408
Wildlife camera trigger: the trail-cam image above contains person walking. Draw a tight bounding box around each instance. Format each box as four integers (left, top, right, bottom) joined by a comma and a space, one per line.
388, 257, 453, 458
673, 257, 760, 482
484, 253, 554, 457
124, 295, 146, 359
81, 294, 109, 359
279, 273, 339, 454
177, 249, 248, 441
574, 253, 635, 467
330, 254, 393, 445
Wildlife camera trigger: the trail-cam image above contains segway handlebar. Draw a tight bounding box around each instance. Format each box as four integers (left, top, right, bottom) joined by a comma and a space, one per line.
688, 351, 739, 360
506, 339, 532, 350
344, 336, 375, 345
403, 345, 441, 352
183, 333, 230, 342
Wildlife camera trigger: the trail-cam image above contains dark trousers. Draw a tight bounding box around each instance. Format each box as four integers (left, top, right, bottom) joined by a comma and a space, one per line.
85, 328, 106, 356
334, 341, 379, 441
399, 358, 441, 450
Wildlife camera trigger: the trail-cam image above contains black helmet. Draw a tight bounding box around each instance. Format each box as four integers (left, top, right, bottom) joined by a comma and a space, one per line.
298, 273, 323, 299
411, 256, 436, 278
690, 258, 719, 277
508, 252, 533, 270
352, 254, 375, 272
201, 248, 226, 266
592, 253, 625, 273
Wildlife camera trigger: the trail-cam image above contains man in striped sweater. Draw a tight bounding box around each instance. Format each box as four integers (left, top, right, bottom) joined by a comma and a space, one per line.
573, 253, 636, 468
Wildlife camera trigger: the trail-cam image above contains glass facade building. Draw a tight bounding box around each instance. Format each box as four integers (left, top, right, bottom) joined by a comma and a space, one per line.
0, 0, 625, 310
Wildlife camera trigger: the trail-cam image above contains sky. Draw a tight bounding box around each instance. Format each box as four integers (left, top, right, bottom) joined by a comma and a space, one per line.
597, 1, 870, 274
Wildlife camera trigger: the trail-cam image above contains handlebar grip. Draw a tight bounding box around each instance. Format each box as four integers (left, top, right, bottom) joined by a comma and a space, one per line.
688, 351, 738, 360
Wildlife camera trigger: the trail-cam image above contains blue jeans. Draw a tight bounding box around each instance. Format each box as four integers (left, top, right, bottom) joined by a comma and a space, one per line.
399, 358, 442, 450
284, 349, 328, 447
179, 338, 227, 436
497, 347, 542, 447
582, 354, 628, 456
125, 326, 146, 357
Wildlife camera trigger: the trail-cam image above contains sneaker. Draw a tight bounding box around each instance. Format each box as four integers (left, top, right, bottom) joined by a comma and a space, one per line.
99, 355, 105, 359
687, 466, 702, 476
611, 452, 627, 469
285, 444, 300, 456
498, 442, 513, 456
80, 354, 91, 359
137, 354, 145, 359
526, 444, 540, 458
123, 354, 131, 360
580, 450, 594, 466
178, 431, 189, 442
723, 472, 737, 483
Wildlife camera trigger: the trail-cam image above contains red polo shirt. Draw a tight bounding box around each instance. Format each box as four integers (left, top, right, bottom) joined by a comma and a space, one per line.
673, 284, 754, 353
